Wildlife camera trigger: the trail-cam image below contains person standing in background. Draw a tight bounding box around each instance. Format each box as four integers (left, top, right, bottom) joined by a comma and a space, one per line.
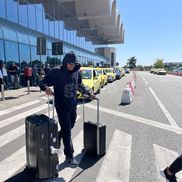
0, 62, 4, 92
32, 64, 39, 86
8, 63, 20, 89
2, 64, 8, 89
44, 63, 51, 76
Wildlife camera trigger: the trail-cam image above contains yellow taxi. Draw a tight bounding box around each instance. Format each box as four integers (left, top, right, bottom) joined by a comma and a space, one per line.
77, 67, 101, 99
120, 67, 125, 77
96, 68, 108, 88
104, 68, 116, 82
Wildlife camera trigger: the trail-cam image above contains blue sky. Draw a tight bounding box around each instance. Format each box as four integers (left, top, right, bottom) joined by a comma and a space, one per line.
115, 0, 182, 66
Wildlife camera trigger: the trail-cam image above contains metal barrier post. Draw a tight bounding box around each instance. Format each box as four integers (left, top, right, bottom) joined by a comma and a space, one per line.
27, 80, 30, 95
1, 84, 5, 101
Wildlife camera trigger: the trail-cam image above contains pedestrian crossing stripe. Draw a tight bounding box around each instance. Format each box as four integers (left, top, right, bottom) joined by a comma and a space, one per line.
0, 100, 41, 116
0, 104, 48, 128
96, 130, 132, 182
0, 146, 26, 182
0, 125, 25, 148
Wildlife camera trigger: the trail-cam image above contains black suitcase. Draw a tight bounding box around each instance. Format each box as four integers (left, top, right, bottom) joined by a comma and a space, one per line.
83, 98, 106, 156
25, 97, 59, 179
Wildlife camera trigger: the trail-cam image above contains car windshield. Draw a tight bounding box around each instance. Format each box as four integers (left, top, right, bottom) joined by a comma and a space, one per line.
81, 70, 92, 79
97, 70, 102, 74
115, 67, 120, 72
105, 69, 112, 73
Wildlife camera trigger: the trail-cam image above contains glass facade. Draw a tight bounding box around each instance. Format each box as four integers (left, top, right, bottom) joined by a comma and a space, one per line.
0, 39, 5, 62
5, 41, 19, 68
0, 0, 109, 87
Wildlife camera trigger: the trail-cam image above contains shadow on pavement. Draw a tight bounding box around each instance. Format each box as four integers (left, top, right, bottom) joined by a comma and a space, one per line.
69, 152, 104, 182
5, 168, 64, 182
4, 152, 104, 182
24, 90, 41, 93
4, 168, 36, 182
3, 94, 26, 100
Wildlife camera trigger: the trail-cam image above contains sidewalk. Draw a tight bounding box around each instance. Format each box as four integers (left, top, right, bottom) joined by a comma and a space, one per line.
0, 86, 45, 110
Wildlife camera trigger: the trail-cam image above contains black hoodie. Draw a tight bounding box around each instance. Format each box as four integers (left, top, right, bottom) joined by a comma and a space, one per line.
39, 52, 90, 110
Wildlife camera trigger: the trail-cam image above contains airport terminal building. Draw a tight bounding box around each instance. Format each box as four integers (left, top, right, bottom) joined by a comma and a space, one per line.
0, 0, 124, 86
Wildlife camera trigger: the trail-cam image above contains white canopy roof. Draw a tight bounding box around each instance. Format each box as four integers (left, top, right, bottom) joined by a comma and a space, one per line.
18, 0, 124, 45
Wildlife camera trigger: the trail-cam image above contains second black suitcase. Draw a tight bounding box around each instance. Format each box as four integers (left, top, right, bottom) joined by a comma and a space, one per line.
83, 98, 106, 156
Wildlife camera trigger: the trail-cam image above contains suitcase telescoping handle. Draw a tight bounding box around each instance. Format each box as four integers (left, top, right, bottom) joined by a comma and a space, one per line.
82, 95, 99, 126
48, 95, 55, 119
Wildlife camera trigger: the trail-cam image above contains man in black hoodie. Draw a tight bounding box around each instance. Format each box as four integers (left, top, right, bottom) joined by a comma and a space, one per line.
39, 52, 94, 167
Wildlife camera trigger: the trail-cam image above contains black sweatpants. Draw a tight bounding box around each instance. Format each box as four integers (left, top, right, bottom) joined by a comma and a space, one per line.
56, 107, 77, 159
169, 154, 182, 174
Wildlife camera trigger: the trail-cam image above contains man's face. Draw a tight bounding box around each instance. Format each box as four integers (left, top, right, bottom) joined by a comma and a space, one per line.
67, 63, 75, 71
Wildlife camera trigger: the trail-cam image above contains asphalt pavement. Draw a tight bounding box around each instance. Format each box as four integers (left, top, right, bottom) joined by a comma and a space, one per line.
1, 72, 182, 182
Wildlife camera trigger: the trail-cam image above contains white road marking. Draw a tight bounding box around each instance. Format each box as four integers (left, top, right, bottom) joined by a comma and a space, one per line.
0, 125, 24, 147
0, 104, 48, 128
145, 81, 149, 85
153, 144, 182, 181
0, 146, 26, 182
96, 130, 132, 182
148, 87, 179, 128
41, 96, 49, 100
85, 103, 182, 134
0, 100, 40, 116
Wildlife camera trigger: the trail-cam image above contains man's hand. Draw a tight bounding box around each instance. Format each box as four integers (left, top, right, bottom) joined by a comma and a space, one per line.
45, 87, 53, 96
89, 94, 96, 100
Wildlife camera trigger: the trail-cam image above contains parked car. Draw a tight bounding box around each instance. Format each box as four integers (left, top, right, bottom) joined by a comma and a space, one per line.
175, 67, 182, 73
96, 68, 108, 87
156, 68, 166, 75
124, 68, 130, 73
150, 68, 155, 73
104, 68, 116, 82
114, 67, 122, 79
77, 67, 101, 99
120, 68, 125, 77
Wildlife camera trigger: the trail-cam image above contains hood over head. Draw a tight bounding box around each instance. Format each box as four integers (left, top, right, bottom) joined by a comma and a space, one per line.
62, 51, 81, 72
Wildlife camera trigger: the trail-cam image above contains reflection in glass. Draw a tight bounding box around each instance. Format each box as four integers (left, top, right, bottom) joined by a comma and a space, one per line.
80, 69, 92, 79
49, 21, 55, 37
36, 4, 43, 32
17, 31, 29, 44
0, 26, 3, 38
28, 4, 36, 30
18, 3, 28, 27
19, 44, 30, 69
28, 34, 36, 46
55, 21, 59, 39
59, 22, 64, 40
64, 29, 68, 42
0, 0, 6, 18
1, 25, 17, 41
43, 16, 49, 35
0, 40, 5, 62
31, 46, 39, 62
5, 41, 19, 69
47, 50, 61, 68
6, 0, 18, 23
